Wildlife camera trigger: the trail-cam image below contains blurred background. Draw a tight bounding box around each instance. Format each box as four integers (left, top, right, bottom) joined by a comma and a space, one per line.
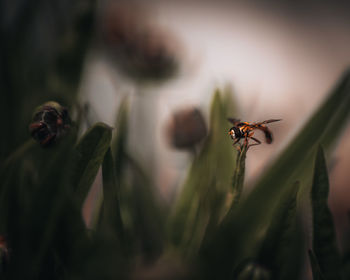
78, 0, 350, 243
2, 0, 350, 269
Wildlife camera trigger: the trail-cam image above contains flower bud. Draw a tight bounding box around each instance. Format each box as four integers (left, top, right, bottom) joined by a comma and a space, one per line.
165, 107, 207, 150
29, 101, 71, 147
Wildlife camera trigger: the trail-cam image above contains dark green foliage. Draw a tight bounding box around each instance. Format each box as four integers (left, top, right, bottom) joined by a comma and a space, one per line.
256, 182, 303, 280
112, 98, 129, 184
311, 146, 342, 280
72, 122, 112, 207
224, 143, 248, 220
168, 89, 236, 257
231, 144, 248, 206
1, 1, 349, 277
309, 250, 326, 280
236, 262, 271, 280
0, 0, 96, 160
0, 133, 90, 279
342, 227, 350, 280
111, 98, 165, 260
1, 70, 349, 279
127, 155, 166, 260
99, 148, 124, 243
225, 182, 303, 280
198, 68, 350, 280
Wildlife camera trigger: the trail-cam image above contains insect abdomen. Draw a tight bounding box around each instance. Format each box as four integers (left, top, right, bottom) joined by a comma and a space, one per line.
264, 130, 273, 143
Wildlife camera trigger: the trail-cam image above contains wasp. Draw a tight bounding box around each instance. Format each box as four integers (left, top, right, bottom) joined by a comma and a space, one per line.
228, 118, 281, 148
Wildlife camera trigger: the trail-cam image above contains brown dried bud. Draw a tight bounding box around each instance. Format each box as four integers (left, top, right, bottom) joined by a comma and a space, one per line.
29, 101, 71, 147
166, 107, 207, 150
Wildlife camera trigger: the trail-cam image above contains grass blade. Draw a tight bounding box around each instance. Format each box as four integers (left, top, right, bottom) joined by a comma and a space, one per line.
231, 145, 247, 206
99, 148, 124, 244
309, 250, 326, 280
111, 97, 129, 187
199, 68, 350, 278
169, 89, 237, 256
1, 134, 90, 278
259, 182, 304, 280
126, 155, 165, 260
223, 144, 248, 220
257, 182, 299, 261
71, 122, 112, 208
311, 146, 341, 280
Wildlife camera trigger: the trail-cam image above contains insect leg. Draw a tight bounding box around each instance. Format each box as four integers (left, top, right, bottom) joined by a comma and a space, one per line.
251, 136, 261, 144
248, 136, 261, 148
244, 135, 248, 147
232, 137, 240, 146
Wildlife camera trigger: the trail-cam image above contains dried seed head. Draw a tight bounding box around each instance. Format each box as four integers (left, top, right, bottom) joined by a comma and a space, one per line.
29, 101, 71, 147
166, 107, 207, 150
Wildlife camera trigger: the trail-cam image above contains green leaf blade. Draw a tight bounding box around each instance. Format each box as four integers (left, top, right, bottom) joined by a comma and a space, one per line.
72, 122, 112, 207
111, 98, 129, 179
169, 88, 237, 256
224, 144, 248, 220
199, 68, 350, 279
99, 148, 124, 243
258, 182, 300, 272
311, 146, 342, 280
309, 250, 326, 280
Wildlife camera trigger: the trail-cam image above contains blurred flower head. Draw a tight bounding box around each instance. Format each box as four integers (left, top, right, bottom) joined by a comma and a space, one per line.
101, 2, 180, 82
165, 107, 207, 150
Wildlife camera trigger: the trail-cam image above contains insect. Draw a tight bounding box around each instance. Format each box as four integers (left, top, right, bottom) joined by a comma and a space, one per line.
29, 101, 71, 147
228, 118, 281, 148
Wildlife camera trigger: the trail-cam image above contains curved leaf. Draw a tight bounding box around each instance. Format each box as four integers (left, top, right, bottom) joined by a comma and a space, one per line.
169, 88, 237, 256
72, 122, 112, 207
258, 182, 302, 279
98, 148, 124, 243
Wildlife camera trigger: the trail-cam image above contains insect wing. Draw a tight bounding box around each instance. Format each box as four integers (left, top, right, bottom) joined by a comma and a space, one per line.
261, 119, 282, 124
227, 118, 241, 125
254, 126, 273, 144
